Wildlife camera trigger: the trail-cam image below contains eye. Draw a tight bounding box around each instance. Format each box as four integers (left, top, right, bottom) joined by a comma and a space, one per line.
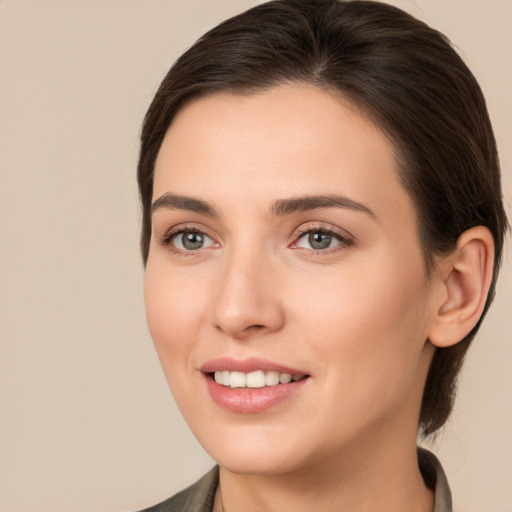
301, 231, 336, 250
170, 230, 215, 251
296, 230, 340, 250
293, 226, 353, 252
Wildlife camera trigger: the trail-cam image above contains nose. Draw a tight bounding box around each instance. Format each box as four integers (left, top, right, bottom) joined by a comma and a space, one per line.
210, 248, 285, 340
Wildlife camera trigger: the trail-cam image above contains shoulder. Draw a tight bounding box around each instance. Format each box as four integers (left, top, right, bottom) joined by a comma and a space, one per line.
138, 452, 451, 512
418, 447, 453, 512
138, 466, 219, 512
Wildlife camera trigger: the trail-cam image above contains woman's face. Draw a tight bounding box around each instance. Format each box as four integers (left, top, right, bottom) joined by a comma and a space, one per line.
144, 85, 440, 475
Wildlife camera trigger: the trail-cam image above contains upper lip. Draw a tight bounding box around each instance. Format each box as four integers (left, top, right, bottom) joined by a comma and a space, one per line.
200, 357, 309, 375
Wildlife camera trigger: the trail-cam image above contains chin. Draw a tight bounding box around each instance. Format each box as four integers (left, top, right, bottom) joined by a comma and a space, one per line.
194, 424, 313, 475
215, 449, 308, 476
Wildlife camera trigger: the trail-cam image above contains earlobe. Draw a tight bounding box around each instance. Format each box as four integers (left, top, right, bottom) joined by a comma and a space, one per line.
428, 226, 495, 348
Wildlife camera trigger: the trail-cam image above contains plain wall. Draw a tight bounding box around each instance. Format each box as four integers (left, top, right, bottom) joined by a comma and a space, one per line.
1, 1, 510, 511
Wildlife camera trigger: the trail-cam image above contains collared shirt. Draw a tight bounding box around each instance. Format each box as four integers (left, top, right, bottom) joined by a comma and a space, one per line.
140, 448, 452, 512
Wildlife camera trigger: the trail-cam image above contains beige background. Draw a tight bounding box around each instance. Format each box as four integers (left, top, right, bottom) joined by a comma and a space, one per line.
1, 1, 510, 511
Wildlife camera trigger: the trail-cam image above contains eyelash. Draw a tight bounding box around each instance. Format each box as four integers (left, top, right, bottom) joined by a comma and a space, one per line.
158, 224, 217, 256
158, 223, 354, 256
292, 224, 355, 254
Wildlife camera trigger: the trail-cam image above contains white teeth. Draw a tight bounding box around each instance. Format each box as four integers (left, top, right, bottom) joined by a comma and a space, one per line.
246, 371, 266, 388
279, 373, 292, 384
230, 371, 247, 388
265, 371, 280, 386
213, 370, 306, 388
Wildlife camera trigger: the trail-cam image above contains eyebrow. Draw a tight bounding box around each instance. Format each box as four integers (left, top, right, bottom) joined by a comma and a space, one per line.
152, 193, 217, 217
151, 193, 376, 219
270, 194, 377, 219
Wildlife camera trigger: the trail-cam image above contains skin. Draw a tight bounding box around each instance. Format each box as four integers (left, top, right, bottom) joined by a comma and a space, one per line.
144, 85, 445, 511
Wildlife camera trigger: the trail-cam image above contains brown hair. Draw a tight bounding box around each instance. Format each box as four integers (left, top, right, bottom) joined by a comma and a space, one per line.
137, 0, 507, 436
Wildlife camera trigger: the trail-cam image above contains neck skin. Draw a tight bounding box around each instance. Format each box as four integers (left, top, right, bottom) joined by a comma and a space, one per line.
214, 344, 436, 512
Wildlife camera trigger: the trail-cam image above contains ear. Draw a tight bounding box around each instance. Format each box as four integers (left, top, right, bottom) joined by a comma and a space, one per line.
428, 226, 495, 348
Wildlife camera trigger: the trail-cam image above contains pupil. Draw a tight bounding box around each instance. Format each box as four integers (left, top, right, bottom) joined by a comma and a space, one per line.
309, 232, 331, 249
183, 232, 203, 250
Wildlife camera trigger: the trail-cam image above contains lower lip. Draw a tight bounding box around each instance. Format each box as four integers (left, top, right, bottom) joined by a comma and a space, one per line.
203, 374, 309, 413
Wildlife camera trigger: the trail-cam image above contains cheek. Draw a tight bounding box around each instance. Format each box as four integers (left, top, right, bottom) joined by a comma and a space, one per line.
143, 262, 208, 369
292, 257, 429, 340
289, 257, 431, 409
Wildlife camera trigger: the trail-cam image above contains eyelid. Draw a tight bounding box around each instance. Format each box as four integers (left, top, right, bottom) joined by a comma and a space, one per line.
158, 223, 220, 252
156, 221, 354, 255
290, 223, 355, 251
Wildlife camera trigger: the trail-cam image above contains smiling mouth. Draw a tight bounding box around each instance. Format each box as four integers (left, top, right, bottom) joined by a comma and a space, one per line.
209, 370, 309, 389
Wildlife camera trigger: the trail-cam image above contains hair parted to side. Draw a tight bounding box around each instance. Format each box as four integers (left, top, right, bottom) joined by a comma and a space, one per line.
137, 0, 507, 436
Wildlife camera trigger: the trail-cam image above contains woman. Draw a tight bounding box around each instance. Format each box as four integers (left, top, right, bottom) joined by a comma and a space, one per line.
137, 1, 507, 511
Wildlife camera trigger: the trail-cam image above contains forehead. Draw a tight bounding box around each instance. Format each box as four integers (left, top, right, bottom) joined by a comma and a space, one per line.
153, 85, 412, 223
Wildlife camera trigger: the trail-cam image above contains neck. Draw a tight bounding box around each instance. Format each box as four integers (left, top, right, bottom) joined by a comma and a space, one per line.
215, 435, 434, 512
